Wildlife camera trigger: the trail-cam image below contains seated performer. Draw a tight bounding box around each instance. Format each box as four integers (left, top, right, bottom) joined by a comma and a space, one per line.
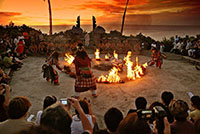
73, 43, 98, 98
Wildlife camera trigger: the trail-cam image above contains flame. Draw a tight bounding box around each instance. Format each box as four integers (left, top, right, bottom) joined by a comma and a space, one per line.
97, 67, 121, 83
64, 53, 74, 65
124, 51, 135, 80
105, 54, 109, 60
124, 51, 148, 80
95, 49, 100, 60
113, 50, 118, 59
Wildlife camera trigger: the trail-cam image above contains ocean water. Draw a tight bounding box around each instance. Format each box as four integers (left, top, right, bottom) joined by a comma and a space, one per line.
32, 24, 200, 41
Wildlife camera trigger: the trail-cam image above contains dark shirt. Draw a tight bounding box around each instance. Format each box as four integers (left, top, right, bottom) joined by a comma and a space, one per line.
170, 120, 196, 134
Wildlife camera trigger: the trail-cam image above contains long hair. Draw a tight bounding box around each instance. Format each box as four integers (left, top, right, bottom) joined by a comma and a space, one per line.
76, 43, 89, 59
76, 51, 88, 59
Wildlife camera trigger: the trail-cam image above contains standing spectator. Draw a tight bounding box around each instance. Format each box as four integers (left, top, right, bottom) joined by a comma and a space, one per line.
170, 100, 196, 134
0, 96, 34, 134
0, 84, 10, 122
189, 96, 200, 122
16, 39, 25, 59
35, 95, 57, 125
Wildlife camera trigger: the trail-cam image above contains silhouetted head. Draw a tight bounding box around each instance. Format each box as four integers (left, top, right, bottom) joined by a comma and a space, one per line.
104, 107, 123, 132
43, 95, 57, 110
8, 96, 31, 119
191, 96, 200, 110
41, 104, 72, 134
170, 100, 189, 121
117, 112, 151, 134
161, 91, 174, 106
135, 97, 147, 110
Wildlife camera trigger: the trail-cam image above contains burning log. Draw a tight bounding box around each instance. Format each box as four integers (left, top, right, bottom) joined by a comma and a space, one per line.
105, 54, 109, 61
95, 49, 101, 61
64, 53, 74, 65
124, 51, 148, 80
113, 50, 118, 59
97, 67, 124, 83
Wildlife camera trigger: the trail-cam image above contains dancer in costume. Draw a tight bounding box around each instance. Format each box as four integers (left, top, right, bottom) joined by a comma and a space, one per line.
149, 48, 166, 69
44, 51, 63, 85
73, 43, 98, 98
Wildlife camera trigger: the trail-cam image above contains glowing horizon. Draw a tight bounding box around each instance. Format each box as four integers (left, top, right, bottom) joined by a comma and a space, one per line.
0, 0, 200, 26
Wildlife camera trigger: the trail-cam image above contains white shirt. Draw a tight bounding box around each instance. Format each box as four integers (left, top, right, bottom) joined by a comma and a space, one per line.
71, 114, 94, 134
35, 110, 43, 125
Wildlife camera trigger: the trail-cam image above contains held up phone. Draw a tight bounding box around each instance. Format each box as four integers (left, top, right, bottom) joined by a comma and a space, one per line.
60, 98, 68, 105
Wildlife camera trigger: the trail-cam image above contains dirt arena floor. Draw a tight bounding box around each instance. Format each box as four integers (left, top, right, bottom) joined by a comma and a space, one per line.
10, 52, 200, 128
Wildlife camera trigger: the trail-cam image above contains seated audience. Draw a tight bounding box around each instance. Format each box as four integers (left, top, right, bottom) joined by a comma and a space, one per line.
0, 96, 34, 134
40, 98, 93, 134
0, 84, 10, 122
189, 96, 200, 122
170, 99, 196, 134
71, 99, 96, 134
3, 52, 21, 71
0, 68, 10, 84
116, 112, 151, 134
95, 107, 123, 134
128, 96, 147, 114
161, 91, 174, 123
16, 126, 61, 134
35, 95, 57, 125
194, 118, 200, 134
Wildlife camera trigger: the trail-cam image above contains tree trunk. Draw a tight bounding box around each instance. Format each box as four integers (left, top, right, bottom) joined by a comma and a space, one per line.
48, 0, 52, 38
121, 0, 129, 35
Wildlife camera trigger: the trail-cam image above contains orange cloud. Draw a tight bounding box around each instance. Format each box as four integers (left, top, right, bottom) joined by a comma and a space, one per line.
0, 12, 22, 25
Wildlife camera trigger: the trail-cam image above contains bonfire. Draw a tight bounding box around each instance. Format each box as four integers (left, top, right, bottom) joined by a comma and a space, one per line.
124, 51, 148, 80
97, 67, 122, 83
64, 53, 74, 65
95, 49, 100, 61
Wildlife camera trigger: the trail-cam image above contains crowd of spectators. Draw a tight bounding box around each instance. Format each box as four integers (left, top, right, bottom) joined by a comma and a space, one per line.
0, 87, 200, 134
170, 35, 200, 59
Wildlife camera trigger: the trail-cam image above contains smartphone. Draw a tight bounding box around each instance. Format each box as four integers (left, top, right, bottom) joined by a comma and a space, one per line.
60, 98, 68, 105
187, 92, 194, 98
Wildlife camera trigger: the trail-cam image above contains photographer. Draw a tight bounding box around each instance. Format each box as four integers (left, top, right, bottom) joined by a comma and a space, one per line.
40, 98, 93, 134
71, 98, 96, 134
139, 101, 170, 134
0, 84, 10, 122
35, 95, 57, 125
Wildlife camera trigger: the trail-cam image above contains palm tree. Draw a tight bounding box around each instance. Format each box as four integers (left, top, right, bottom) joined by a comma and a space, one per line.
121, 0, 129, 35
44, 0, 52, 37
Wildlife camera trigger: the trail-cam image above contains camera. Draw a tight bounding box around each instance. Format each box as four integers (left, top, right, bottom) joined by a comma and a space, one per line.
60, 98, 68, 105
137, 106, 167, 120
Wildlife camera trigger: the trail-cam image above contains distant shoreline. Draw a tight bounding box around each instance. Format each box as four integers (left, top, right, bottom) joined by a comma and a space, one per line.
31, 24, 200, 41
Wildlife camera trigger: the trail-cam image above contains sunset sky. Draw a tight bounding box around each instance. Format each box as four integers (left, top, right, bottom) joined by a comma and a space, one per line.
0, 0, 200, 26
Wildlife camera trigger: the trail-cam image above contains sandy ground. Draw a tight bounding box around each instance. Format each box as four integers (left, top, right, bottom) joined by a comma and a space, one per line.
10, 52, 200, 129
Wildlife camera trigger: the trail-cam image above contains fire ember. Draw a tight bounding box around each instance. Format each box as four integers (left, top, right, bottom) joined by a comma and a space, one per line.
95, 49, 101, 61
